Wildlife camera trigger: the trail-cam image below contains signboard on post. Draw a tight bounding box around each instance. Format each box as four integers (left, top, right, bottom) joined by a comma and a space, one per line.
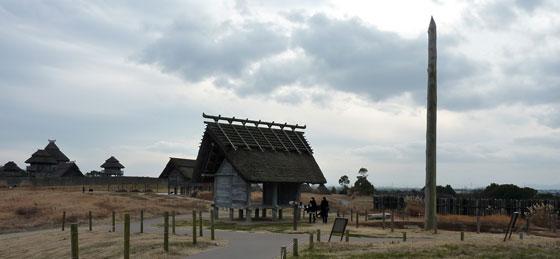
329, 217, 349, 242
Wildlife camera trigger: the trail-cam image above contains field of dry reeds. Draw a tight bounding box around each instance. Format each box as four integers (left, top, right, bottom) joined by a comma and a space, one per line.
0, 187, 210, 233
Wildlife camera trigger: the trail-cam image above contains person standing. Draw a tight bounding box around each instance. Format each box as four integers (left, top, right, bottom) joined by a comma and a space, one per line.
320, 197, 329, 223
310, 197, 318, 223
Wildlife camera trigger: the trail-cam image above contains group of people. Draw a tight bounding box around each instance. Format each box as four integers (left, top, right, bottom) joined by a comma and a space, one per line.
304, 197, 330, 223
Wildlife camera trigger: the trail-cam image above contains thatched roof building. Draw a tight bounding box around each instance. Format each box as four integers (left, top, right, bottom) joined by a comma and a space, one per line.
159, 158, 196, 179
25, 149, 58, 165
0, 161, 27, 177
195, 113, 325, 215
100, 156, 124, 177
159, 158, 196, 194
44, 140, 70, 163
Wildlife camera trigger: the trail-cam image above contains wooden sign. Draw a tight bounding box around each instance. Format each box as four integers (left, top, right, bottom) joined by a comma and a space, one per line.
329, 217, 349, 242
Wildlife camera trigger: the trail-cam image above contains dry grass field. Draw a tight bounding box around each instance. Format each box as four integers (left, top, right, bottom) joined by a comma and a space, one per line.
0, 227, 223, 259
0, 187, 211, 233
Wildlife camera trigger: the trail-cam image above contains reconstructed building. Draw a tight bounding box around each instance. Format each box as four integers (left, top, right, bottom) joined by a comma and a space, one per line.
194, 113, 326, 220
100, 156, 125, 177
0, 161, 27, 177
159, 157, 197, 194
24, 140, 83, 177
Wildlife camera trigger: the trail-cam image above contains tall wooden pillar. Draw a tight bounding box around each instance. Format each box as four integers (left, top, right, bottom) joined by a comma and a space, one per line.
424, 16, 438, 231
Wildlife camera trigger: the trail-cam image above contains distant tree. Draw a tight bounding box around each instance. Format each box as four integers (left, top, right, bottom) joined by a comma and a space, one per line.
482, 183, 537, 199
353, 176, 375, 196
358, 167, 368, 178
330, 186, 337, 194
420, 185, 456, 197
339, 175, 350, 187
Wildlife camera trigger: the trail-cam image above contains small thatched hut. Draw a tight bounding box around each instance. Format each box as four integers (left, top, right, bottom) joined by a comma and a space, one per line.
0, 161, 27, 177
194, 113, 326, 220
100, 156, 124, 176
159, 157, 196, 194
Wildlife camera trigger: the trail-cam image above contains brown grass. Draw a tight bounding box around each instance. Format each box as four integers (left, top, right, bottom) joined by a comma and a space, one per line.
0, 227, 223, 259
0, 188, 211, 233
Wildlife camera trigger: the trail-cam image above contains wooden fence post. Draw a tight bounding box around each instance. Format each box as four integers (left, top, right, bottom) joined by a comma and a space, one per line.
140, 210, 144, 233
62, 211, 66, 231
293, 238, 299, 257
124, 214, 130, 259
293, 206, 298, 231
172, 211, 176, 235
309, 233, 314, 249
350, 209, 353, 222
476, 200, 481, 234
382, 210, 386, 229
317, 229, 320, 242
210, 210, 215, 240
460, 231, 464, 241
365, 209, 368, 221
198, 210, 203, 237
192, 210, 197, 244
164, 212, 169, 252
88, 211, 92, 231
390, 210, 395, 232
112, 211, 115, 232
71, 223, 79, 259
345, 230, 349, 242
356, 211, 359, 228
402, 232, 407, 242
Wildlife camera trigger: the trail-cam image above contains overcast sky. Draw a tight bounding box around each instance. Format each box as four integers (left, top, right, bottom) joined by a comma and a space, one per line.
1, 0, 559, 189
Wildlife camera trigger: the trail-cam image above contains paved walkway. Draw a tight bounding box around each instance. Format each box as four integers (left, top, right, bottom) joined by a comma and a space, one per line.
74, 214, 406, 259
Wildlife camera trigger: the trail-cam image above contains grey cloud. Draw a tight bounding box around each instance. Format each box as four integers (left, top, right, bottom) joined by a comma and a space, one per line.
138, 13, 477, 106
137, 18, 289, 83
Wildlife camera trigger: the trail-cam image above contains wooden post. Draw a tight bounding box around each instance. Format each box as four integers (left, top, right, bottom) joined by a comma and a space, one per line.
424, 16, 438, 231
192, 210, 197, 244
402, 232, 407, 242
316, 229, 320, 242
112, 211, 115, 232
210, 210, 215, 240
460, 231, 464, 241
309, 233, 314, 249
391, 210, 395, 232
350, 209, 353, 222
62, 211, 66, 231
345, 230, 349, 242
365, 209, 368, 221
262, 208, 267, 218
140, 210, 144, 233
293, 206, 298, 231
382, 210, 386, 229
164, 212, 169, 252
124, 214, 130, 259
171, 211, 175, 235
525, 214, 530, 235
356, 211, 359, 228
279, 209, 283, 219
229, 208, 234, 221
292, 238, 299, 257
199, 210, 203, 237
70, 224, 79, 259
280, 246, 287, 259
476, 200, 481, 234
88, 211, 92, 231
246, 208, 252, 223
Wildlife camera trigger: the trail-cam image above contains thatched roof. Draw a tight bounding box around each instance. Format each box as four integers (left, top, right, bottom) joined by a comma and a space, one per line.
44, 140, 70, 163
196, 114, 326, 184
0, 161, 26, 177
53, 162, 83, 177
25, 149, 58, 164
159, 158, 196, 179
101, 156, 124, 169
